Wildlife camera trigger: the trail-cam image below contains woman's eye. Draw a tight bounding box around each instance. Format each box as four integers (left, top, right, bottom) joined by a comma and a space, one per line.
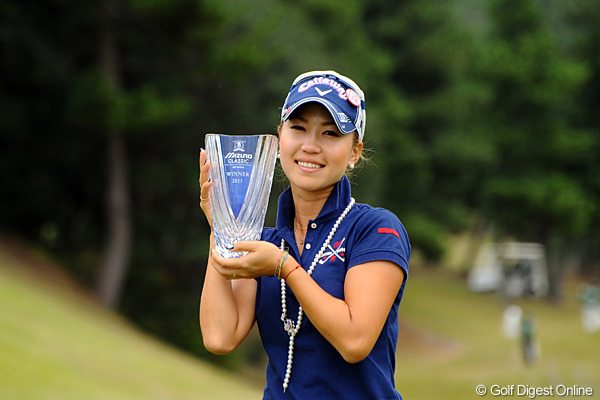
291, 125, 305, 131
323, 130, 341, 137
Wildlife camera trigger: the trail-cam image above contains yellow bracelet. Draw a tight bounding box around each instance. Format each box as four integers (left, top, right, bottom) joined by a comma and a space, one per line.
274, 250, 285, 276
276, 251, 288, 280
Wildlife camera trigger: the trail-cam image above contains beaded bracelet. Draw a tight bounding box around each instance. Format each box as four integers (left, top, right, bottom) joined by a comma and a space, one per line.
275, 251, 289, 279
274, 249, 285, 277
278, 252, 289, 279
284, 265, 301, 281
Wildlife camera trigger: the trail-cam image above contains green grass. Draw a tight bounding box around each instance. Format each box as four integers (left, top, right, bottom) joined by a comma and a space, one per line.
1, 237, 599, 399
0, 240, 264, 400
395, 269, 600, 399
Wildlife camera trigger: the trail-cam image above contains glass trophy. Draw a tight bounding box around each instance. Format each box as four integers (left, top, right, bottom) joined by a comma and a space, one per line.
205, 134, 279, 258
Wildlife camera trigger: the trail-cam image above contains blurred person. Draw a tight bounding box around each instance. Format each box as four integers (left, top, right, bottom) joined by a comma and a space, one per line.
521, 312, 539, 365
199, 70, 410, 399
502, 304, 522, 339
578, 282, 600, 334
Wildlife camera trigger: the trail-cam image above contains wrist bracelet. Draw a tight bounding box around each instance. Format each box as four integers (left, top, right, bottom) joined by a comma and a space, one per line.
277, 252, 289, 279
274, 249, 285, 276
284, 265, 301, 281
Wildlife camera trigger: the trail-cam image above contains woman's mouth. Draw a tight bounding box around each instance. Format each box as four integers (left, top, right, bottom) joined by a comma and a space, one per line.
296, 160, 324, 170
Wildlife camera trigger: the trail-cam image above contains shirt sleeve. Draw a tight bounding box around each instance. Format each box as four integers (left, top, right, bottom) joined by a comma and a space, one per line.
347, 208, 410, 279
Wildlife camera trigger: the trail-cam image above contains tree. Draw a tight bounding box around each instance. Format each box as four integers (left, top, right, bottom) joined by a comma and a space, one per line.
96, 1, 132, 309
562, 1, 600, 276
361, 0, 487, 259
477, 0, 592, 300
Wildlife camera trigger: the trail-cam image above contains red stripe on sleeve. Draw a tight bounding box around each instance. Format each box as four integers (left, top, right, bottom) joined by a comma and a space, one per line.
378, 227, 400, 238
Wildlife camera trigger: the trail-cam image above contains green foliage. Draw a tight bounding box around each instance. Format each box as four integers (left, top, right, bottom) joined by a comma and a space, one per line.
474, 0, 593, 247
3, 0, 600, 366
105, 86, 191, 134
358, 0, 489, 258
484, 174, 594, 239
67, 70, 115, 132
402, 214, 447, 260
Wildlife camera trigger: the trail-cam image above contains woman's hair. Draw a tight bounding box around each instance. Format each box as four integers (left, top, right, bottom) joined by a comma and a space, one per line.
348, 131, 373, 178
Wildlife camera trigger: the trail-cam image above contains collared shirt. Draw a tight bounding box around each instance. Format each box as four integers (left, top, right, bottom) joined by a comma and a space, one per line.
257, 176, 410, 400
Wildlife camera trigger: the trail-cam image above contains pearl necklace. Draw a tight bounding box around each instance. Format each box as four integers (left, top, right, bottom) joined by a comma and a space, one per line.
279, 197, 355, 392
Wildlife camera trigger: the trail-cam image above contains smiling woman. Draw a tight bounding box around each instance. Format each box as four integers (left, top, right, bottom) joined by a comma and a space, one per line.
278, 103, 363, 197
199, 71, 411, 400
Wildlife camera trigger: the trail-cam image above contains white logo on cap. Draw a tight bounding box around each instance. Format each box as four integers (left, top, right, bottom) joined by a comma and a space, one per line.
337, 112, 350, 123
315, 87, 332, 97
299, 77, 347, 100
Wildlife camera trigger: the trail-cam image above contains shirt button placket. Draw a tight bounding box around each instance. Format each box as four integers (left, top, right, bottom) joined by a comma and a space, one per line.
305, 222, 317, 250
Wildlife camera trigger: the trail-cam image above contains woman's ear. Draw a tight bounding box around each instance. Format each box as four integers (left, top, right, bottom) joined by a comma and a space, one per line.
351, 141, 363, 165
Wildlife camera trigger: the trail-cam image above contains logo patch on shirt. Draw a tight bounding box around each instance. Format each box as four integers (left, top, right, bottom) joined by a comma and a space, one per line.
378, 227, 399, 238
319, 237, 346, 264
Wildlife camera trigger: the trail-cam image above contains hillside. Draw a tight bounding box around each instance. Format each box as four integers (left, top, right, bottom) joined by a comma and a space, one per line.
1, 235, 598, 399
0, 236, 264, 400
395, 267, 600, 399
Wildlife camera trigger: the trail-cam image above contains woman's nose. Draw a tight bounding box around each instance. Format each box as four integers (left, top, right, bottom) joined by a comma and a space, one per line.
300, 131, 321, 153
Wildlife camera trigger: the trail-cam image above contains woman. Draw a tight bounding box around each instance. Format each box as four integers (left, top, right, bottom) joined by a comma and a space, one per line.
199, 70, 410, 399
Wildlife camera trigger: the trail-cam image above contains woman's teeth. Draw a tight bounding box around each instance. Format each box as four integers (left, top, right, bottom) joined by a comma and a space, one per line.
297, 161, 323, 169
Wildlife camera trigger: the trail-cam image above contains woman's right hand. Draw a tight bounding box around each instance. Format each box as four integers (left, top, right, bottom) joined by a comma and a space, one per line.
199, 148, 214, 228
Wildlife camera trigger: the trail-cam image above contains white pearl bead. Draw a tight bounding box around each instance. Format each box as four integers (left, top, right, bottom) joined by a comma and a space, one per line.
278, 199, 354, 391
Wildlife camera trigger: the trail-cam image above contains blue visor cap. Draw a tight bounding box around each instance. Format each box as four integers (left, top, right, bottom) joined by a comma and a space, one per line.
281, 71, 366, 142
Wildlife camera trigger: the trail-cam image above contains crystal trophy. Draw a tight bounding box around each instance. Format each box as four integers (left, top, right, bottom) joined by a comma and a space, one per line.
205, 134, 279, 258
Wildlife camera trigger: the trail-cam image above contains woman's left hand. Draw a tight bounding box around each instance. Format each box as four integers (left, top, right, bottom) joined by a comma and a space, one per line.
210, 241, 286, 280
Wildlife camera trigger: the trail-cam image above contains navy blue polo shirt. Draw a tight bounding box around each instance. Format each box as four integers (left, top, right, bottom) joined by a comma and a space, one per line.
256, 176, 410, 400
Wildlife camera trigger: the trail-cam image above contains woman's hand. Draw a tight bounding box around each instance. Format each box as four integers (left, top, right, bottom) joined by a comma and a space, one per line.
210, 241, 288, 279
199, 148, 214, 228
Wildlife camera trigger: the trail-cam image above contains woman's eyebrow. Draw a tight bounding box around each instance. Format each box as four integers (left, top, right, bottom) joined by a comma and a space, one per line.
290, 117, 336, 125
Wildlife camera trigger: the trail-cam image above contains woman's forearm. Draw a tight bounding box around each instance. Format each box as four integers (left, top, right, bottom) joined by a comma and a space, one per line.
281, 259, 403, 363
199, 233, 256, 354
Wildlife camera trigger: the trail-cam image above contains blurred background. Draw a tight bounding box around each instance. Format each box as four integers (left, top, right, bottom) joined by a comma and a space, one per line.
1, 0, 599, 398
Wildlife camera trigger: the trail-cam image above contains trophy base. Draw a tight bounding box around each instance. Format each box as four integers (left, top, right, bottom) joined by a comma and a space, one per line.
215, 243, 248, 259
213, 228, 258, 258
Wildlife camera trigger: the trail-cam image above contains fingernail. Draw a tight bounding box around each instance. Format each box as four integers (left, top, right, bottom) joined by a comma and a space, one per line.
208, 178, 211, 182
209, 249, 212, 257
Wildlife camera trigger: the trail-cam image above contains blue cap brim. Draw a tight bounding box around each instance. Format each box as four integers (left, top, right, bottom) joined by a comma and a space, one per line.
281, 97, 357, 135
281, 71, 366, 142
